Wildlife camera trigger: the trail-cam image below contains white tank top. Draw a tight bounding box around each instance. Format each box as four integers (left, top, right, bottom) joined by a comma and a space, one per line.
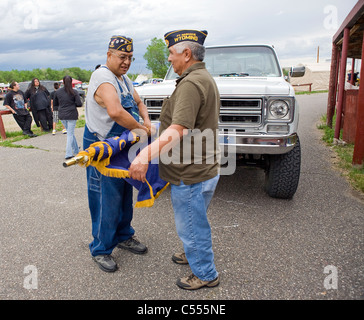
85, 65, 134, 140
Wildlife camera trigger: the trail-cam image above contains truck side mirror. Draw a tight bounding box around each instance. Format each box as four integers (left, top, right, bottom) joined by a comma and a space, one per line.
290, 66, 305, 77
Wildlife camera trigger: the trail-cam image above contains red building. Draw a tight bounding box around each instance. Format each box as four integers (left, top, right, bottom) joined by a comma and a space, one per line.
327, 0, 364, 165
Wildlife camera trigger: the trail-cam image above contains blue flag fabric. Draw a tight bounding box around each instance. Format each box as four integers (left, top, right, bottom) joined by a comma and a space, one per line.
77, 125, 168, 208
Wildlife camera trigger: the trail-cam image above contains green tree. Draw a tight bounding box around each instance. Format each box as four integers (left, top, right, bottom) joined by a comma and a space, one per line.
0, 67, 94, 83
143, 37, 169, 78
127, 73, 139, 81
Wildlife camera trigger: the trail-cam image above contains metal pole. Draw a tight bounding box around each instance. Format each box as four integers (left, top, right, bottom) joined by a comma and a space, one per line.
334, 28, 350, 140
63, 155, 89, 167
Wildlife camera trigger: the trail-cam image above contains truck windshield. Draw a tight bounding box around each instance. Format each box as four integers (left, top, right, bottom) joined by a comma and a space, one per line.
165, 46, 281, 80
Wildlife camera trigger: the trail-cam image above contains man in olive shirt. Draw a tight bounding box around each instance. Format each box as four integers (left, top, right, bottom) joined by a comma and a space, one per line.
129, 29, 220, 290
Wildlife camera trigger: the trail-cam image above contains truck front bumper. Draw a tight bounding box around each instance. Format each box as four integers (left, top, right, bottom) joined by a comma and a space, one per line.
219, 132, 298, 155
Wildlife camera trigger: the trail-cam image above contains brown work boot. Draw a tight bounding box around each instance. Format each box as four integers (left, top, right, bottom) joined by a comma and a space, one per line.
176, 273, 220, 290
172, 252, 188, 265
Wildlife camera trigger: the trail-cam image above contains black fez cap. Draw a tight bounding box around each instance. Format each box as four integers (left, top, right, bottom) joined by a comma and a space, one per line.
164, 29, 208, 48
109, 35, 133, 52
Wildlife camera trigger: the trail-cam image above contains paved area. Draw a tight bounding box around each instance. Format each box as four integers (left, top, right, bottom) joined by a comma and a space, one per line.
0, 93, 363, 300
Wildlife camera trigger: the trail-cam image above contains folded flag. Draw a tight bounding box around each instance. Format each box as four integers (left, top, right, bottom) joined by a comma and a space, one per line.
76, 124, 168, 208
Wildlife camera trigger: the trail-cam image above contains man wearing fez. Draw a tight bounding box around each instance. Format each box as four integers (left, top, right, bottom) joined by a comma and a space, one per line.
129, 30, 221, 290
84, 36, 151, 272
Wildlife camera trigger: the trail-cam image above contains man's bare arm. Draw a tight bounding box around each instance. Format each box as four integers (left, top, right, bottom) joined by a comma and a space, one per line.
95, 83, 148, 133
133, 89, 151, 129
3, 104, 16, 114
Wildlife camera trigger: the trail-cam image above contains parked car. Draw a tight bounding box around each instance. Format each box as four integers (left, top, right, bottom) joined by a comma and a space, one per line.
136, 44, 305, 199
134, 78, 164, 87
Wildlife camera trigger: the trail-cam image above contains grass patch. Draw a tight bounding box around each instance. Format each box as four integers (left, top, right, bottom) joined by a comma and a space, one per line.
0, 139, 34, 148
0, 117, 85, 148
76, 115, 85, 128
318, 114, 364, 193
295, 90, 328, 95
317, 114, 342, 143
0, 132, 37, 148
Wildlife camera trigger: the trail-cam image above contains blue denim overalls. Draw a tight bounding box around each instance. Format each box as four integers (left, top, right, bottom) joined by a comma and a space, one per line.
83, 71, 140, 256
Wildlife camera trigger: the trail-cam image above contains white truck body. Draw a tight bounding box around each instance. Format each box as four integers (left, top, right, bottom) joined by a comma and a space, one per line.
136, 44, 304, 198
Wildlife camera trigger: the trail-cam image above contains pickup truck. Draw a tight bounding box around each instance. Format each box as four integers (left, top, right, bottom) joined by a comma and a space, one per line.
136, 44, 305, 199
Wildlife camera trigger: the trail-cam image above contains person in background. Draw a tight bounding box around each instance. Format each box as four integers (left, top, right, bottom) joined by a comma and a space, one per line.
53, 76, 83, 159
3, 81, 37, 137
25, 78, 53, 132
50, 82, 66, 135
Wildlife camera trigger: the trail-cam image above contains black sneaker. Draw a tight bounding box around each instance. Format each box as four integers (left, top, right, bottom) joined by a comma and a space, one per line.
117, 236, 148, 254
92, 255, 118, 272
23, 131, 37, 138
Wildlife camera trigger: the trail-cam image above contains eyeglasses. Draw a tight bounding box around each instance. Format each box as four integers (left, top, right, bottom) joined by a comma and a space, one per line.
110, 51, 135, 62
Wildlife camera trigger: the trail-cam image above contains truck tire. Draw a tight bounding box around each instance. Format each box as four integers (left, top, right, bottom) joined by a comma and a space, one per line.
264, 137, 301, 199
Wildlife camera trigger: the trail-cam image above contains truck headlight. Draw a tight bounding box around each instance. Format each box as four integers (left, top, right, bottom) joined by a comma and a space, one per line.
267, 98, 294, 121
269, 100, 289, 119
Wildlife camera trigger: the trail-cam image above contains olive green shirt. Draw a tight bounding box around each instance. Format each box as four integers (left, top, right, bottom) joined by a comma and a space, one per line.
159, 62, 220, 185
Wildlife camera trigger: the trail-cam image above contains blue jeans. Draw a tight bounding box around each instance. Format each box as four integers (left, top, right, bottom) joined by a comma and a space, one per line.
170, 175, 220, 281
83, 126, 134, 256
61, 120, 79, 158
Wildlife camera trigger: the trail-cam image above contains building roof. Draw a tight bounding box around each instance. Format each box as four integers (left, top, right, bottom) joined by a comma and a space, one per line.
333, 0, 364, 59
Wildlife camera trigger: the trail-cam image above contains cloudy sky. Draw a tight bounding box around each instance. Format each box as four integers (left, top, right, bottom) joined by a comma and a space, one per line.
0, 0, 359, 74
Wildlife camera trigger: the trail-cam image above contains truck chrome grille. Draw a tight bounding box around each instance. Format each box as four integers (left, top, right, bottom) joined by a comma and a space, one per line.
145, 99, 164, 121
145, 98, 262, 124
220, 99, 262, 125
